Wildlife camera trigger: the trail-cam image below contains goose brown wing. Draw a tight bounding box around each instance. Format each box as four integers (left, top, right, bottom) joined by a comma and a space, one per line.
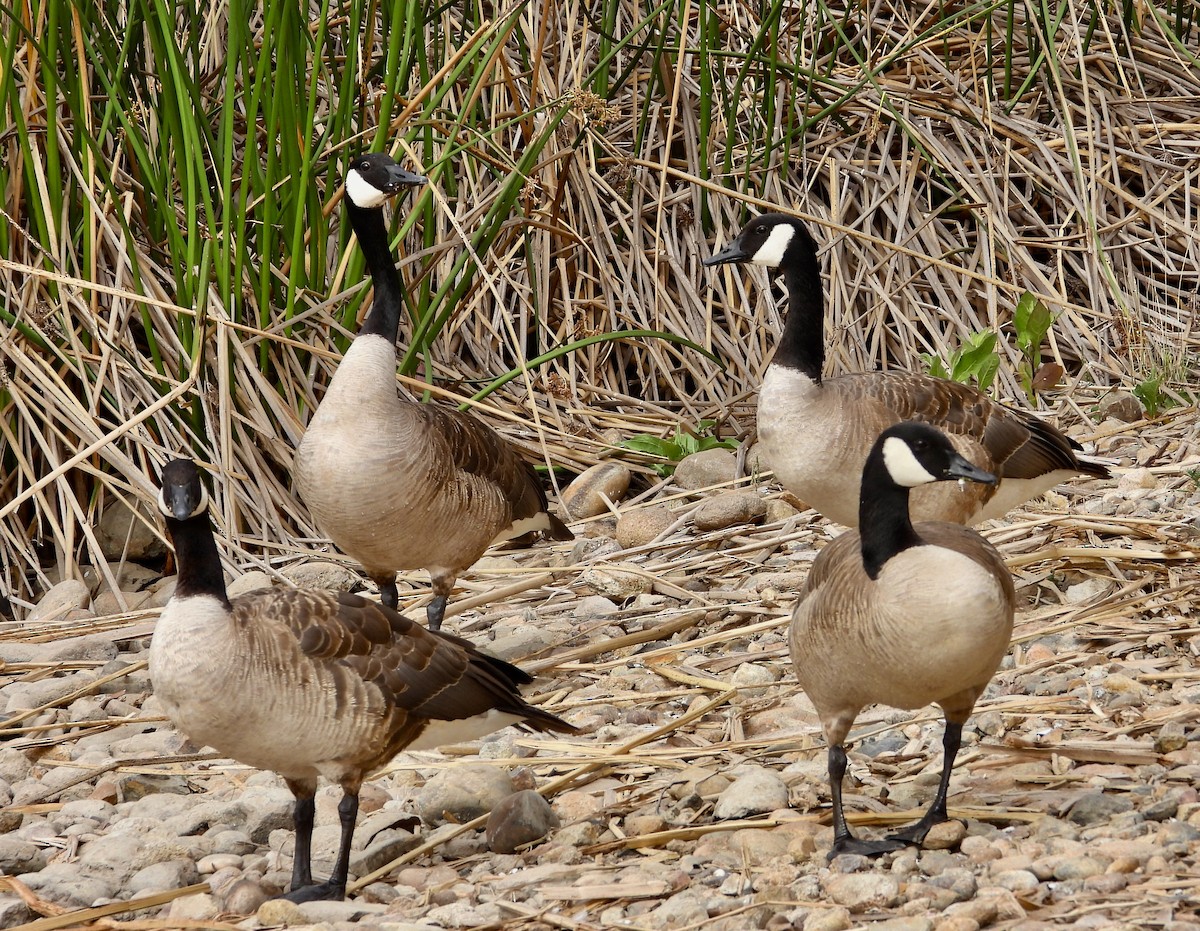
834, 372, 1098, 478
835, 372, 1019, 464
237, 589, 573, 734
417, 403, 565, 529
1000, 411, 1111, 480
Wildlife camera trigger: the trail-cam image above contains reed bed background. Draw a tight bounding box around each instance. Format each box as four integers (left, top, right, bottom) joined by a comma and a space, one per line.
0, 0, 1197, 612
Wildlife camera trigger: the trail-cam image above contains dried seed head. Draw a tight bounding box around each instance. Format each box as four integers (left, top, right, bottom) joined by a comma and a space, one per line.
543, 371, 570, 400
569, 89, 620, 127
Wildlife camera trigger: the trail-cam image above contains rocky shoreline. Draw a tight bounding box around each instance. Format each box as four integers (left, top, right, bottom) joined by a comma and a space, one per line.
1, 406, 1198, 930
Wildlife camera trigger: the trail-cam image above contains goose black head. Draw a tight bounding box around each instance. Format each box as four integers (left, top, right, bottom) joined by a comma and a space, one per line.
344, 153, 428, 209
876, 422, 997, 490
703, 213, 816, 271
158, 459, 211, 522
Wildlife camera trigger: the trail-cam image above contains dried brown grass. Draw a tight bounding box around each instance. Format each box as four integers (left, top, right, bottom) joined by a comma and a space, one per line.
0, 3, 1198, 611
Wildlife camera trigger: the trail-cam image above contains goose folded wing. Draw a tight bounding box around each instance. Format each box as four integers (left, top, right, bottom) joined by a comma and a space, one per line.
1001, 411, 1110, 479
418, 403, 552, 511
840, 372, 1032, 466
260, 590, 569, 731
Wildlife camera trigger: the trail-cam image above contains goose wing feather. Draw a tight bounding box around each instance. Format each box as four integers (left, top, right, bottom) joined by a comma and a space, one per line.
1001, 414, 1111, 479
834, 371, 1099, 478
416, 403, 555, 524
235, 589, 572, 733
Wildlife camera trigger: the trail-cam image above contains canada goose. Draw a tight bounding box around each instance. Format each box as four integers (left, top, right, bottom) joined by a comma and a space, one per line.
149, 459, 576, 901
789, 422, 1015, 858
294, 152, 573, 630
703, 214, 1109, 527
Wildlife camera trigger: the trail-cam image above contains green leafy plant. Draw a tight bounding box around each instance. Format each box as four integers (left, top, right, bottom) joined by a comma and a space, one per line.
1132, 377, 1167, 417
921, 330, 1000, 392
1013, 292, 1057, 403
1186, 467, 1200, 490
620, 420, 740, 477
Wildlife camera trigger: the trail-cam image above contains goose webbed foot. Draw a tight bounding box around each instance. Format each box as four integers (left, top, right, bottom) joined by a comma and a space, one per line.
278, 878, 347, 903
884, 719, 963, 847
886, 811, 951, 846
826, 743, 907, 861
828, 833, 908, 860
279, 787, 359, 904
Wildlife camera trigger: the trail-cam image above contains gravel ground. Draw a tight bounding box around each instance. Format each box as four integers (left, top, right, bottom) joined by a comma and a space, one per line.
1, 404, 1198, 931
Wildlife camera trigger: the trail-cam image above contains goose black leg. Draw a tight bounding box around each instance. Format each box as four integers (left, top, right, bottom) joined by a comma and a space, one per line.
827, 744, 906, 860
426, 572, 456, 631
887, 720, 963, 845
283, 790, 360, 902
282, 780, 317, 894
426, 594, 448, 631
377, 576, 400, 611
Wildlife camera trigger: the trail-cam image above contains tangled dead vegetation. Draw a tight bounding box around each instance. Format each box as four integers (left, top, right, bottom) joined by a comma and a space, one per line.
1, 3, 1198, 606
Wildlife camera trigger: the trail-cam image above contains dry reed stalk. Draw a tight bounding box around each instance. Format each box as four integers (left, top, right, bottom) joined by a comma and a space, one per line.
2, 5, 1197, 606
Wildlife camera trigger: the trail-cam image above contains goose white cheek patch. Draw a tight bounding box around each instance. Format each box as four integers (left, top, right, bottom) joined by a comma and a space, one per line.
881, 436, 939, 487
750, 223, 795, 266
345, 169, 389, 209
158, 483, 209, 520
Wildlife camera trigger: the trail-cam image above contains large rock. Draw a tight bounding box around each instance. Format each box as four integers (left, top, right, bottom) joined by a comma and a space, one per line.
1097, 391, 1143, 423
580, 563, 652, 602
485, 790, 559, 853
350, 827, 421, 875
713, 767, 788, 819
692, 492, 767, 531
0, 896, 34, 928
27, 580, 90, 623
616, 506, 676, 549
673, 448, 737, 490
126, 859, 200, 895
487, 625, 556, 661
238, 785, 297, 843
281, 561, 361, 592
165, 892, 221, 922
5, 671, 99, 713
226, 571, 272, 598
96, 497, 167, 562
417, 765, 514, 826
820, 872, 903, 912
562, 463, 631, 519
46, 634, 119, 663
92, 590, 154, 616
1066, 792, 1134, 825
0, 837, 47, 874
18, 863, 120, 906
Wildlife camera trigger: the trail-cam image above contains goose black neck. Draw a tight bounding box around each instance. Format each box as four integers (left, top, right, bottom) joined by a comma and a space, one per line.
347, 201, 404, 343
166, 514, 231, 607
858, 456, 924, 581
773, 227, 825, 382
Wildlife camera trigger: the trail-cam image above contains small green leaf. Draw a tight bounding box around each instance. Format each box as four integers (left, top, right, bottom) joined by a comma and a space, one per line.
674, 430, 702, 458
922, 353, 950, 380
1014, 292, 1054, 354
619, 436, 676, 457
950, 331, 998, 382
975, 354, 1000, 392
1132, 378, 1163, 417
